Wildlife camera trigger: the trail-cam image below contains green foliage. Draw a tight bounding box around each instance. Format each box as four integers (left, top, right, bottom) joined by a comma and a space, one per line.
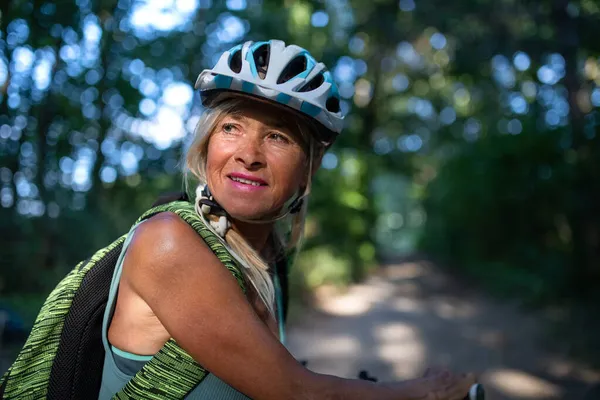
1, 0, 600, 327
293, 246, 353, 290
418, 121, 598, 303
0, 293, 46, 330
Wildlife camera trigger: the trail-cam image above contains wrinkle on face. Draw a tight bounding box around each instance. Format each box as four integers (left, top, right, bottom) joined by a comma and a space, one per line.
205, 103, 309, 221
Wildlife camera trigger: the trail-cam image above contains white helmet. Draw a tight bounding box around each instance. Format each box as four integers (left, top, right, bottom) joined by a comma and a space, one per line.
195, 39, 344, 146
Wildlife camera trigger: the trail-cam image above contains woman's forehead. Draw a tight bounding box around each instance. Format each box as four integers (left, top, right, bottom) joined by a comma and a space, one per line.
221, 106, 310, 150
224, 107, 292, 130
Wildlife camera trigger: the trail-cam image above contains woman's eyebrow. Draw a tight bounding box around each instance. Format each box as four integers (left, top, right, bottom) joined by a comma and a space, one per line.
268, 122, 288, 130
225, 114, 245, 121
225, 114, 289, 130
263, 118, 292, 129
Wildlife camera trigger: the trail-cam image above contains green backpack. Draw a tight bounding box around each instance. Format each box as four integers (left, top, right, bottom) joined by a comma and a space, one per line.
0, 197, 289, 400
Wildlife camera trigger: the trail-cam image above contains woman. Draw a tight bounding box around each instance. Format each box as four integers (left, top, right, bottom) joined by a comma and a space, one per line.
99, 39, 475, 399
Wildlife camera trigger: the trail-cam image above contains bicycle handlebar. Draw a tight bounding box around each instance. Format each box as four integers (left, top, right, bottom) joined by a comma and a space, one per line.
356, 369, 485, 400
467, 383, 485, 400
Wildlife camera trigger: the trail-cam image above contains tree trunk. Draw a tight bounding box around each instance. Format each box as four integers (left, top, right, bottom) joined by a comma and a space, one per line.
30, 0, 64, 269
553, 0, 600, 296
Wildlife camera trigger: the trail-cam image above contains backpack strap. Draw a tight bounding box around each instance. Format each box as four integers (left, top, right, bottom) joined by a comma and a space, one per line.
2, 236, 127, 400
275, 255, 290, 323
0, 367, 10, 396
113, 200, 246, 399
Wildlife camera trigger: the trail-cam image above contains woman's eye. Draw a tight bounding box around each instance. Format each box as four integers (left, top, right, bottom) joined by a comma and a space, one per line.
269, 132, 290, 143
222, 123, 237, 133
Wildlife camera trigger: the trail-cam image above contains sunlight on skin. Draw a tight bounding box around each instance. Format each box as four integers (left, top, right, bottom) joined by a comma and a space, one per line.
485, 368, 562, 399
375, 323, 425, 379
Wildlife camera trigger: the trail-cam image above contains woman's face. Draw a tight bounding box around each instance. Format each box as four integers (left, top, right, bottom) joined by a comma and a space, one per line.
205, 103, 309, 220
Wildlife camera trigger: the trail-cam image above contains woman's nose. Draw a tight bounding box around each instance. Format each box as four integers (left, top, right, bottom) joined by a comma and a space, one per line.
234, 137, 266, 169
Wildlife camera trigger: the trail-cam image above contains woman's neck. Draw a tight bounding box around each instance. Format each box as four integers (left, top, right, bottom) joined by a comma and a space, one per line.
231, 220, 274, 254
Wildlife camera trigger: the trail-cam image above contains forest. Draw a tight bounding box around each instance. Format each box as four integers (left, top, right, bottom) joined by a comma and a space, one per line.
1, 0, 599, 368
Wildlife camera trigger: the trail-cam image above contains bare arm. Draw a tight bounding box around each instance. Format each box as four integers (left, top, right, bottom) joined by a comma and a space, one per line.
124, 213, 472, 400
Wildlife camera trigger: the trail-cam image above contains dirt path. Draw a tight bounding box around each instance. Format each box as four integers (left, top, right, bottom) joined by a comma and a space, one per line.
285, 259, 600, 400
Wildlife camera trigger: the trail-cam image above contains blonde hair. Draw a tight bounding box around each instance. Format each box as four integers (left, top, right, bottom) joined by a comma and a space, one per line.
185, 95, 323, 316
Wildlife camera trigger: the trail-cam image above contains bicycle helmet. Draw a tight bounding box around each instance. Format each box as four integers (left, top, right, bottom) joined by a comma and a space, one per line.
194, 39, 344, 146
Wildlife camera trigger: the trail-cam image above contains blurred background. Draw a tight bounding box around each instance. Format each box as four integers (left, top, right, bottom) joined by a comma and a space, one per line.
1, 0, 600, 398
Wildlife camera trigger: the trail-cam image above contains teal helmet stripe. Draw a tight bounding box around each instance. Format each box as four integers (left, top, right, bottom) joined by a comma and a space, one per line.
228, 44, 243, 61
246, 55, 259, 78
249, 41, 269, 52
246, 41, 269, 78
300, 101, 321, 117
322, 71, 339, 98
276, 93, 292, 104
215, 75, 233, 89
294, 51, 317, 80
197, 39, 345, 139
242, 81, 255, 93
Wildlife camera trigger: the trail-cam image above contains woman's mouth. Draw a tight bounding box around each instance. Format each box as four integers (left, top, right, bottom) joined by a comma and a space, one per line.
229, 176, 264, 186
227, 173, 268, 190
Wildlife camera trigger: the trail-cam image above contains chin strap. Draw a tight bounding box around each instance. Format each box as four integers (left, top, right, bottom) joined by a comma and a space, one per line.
288, 196, 304, 214
196, 185, 231, 237
195, 184, 306, 237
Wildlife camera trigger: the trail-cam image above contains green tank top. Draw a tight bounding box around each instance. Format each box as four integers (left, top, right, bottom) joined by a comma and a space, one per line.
98, 220, 252, 400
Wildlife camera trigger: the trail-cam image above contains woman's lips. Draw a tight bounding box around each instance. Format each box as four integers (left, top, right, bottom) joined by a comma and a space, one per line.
228, 173, 268, 186
227, 174, 268, 192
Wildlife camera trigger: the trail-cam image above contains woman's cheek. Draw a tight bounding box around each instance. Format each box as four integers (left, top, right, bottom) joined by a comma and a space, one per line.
274, 153, 302, 177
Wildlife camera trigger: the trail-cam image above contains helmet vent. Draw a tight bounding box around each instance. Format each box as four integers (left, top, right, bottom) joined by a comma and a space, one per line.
277, 55, 307, 84
298, 73, 324, 92
325, 97, 341, 113
253, 44, 270, 79
229, 50, 242, 73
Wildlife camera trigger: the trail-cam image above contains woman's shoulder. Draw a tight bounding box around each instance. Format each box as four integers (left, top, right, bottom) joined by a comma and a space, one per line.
125, 211, 216, 277
138, 210, 201, 245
